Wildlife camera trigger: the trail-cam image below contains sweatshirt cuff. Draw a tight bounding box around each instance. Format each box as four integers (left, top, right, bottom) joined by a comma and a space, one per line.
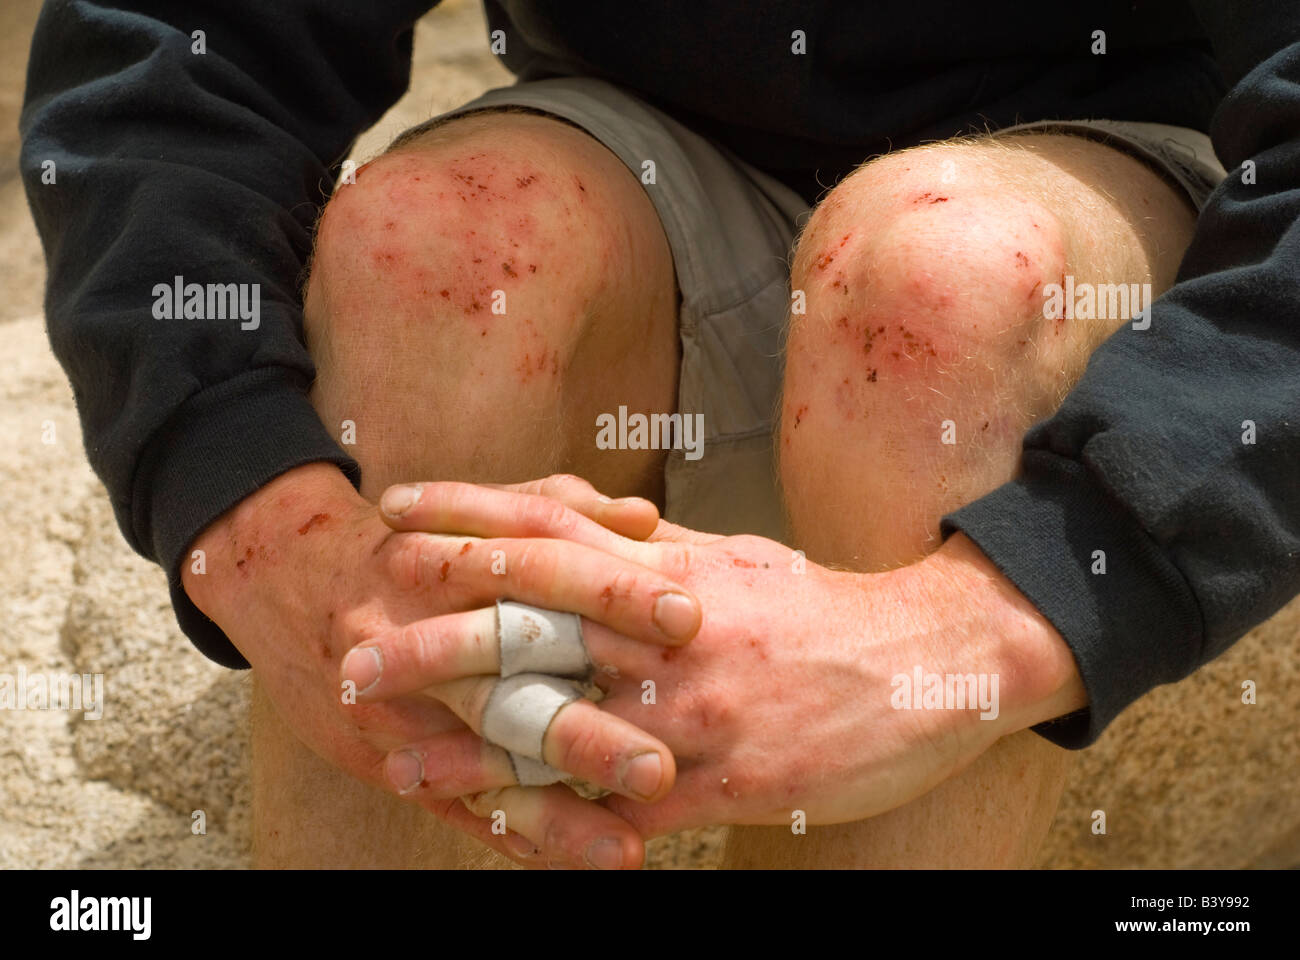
939, 450, 1203, 748
132, 367, 361, 668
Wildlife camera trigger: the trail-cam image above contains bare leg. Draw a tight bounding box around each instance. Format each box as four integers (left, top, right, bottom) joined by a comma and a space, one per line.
725, 133, 1196, 867
251, 111, 679, 867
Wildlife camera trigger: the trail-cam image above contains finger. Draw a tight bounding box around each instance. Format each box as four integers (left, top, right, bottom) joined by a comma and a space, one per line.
560, 618, 677, 693
423, 793, 547, 868
392, 534, 700, 645
430, 674, 675, 802
379, 480, 660, 563
388, 741, 554, 869
380, 729, 519, 800
347, 601, 594, 703
492, 538, 699, 644
346, 603, 591, 702
460, 785, 646, 870
341, 608, 499, 701
645, 517, 725, 546
336, 690, 467, 751
491, 474, 659, 541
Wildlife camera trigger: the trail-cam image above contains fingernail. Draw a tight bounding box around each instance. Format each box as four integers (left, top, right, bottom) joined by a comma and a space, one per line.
584, 837, 624, 870
546, 859, 576, 870
505, 832, 539, 859
386, 750, 423, 794
380, 483, 422, 517
341, 645, 382, 695
621, 751, 663, 800
653, 592, 698, 641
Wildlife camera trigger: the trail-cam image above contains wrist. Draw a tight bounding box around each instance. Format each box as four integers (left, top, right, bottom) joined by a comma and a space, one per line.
181, 462, 366, 620
925, 532, 1087, 735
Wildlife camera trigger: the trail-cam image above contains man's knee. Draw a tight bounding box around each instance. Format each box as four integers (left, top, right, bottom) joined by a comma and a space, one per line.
788, 142, 1071, 392
305, 113, 659, 367
300, 112, 678, 492
778, 143, 1078, 561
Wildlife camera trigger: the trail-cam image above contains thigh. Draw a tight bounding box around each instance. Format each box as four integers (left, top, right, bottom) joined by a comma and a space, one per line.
724, 732, 1074, 868
249, 673, 472, 868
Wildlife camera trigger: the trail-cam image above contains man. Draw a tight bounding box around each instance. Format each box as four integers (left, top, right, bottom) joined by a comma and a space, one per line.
21, 1, 1300, 869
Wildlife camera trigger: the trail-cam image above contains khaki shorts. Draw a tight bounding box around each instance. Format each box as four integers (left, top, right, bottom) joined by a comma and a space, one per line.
413, 77, 1229, 541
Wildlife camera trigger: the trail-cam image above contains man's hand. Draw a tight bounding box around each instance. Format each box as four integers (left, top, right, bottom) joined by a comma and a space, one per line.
375, 484, 1087, 837
182, 463, 702, 868
600, 525, 1087, 835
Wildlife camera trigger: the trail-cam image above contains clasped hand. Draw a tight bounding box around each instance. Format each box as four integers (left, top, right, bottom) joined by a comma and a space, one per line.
336, 475, 1065, 868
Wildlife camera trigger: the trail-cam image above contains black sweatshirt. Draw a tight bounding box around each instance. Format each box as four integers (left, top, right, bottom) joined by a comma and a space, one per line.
20, 1, 1300, 747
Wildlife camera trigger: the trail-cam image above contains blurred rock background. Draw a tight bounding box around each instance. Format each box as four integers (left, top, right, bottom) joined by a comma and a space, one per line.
1, 0, 1295, 870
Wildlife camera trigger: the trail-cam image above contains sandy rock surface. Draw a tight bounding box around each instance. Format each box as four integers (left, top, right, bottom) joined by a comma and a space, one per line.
1, 0, 1295, 870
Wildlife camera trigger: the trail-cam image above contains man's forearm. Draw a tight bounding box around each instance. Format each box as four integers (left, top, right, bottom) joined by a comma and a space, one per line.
21, 0, 431, 665
182, 463, 368, 628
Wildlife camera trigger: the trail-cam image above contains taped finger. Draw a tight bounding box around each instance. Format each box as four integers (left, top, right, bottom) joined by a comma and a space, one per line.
431, 673, 671, 800
497, 599, 591, 679
481, 673, 581, 760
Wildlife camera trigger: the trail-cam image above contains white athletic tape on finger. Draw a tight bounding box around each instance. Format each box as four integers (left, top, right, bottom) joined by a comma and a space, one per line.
496, 600, 590, 679
481, 673, 581, 761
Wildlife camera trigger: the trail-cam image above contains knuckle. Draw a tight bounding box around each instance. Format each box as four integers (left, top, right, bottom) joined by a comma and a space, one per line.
525, 496, 576, 537
542, 807, 580, 854
400, 619, 446, 673
553, 708, 602, 776
654, 543, 693, 584
691, 690, 732, 736
725, 534, 767, 555
439, 481, 474, 519
600, 564, 641, 610
387, 533, 434, 591
340, 607, 385, 646
546, 473, 586, 495
508, 540, 555, 592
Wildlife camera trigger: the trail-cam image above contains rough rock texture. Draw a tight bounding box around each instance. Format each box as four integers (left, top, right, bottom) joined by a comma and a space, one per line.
0, 316, 251, 869
1037, 604, 1300, 868
1, 0, 1295, 870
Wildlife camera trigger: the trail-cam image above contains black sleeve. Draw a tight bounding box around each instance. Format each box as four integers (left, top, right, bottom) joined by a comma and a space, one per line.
942, 1, 1300, 747
20, 0, 437, 666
